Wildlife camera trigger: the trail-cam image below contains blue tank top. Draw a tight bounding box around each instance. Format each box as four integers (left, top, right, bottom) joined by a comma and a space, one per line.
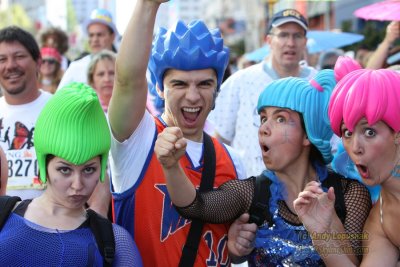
0, 200, 143, 266
0, 213, 104, 266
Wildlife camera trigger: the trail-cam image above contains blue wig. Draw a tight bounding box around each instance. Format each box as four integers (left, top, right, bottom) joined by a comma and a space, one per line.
148, 20, 230, 110
147, 70, 164, 112
257, 70, 336, 163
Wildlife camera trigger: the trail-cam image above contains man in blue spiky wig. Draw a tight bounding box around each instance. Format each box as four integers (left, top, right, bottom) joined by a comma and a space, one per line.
148, 21, 230, 111
108, 0, 246, 266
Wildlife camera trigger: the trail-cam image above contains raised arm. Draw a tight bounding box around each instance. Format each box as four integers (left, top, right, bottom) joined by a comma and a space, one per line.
108, 0, 168, 142
155, 126, 193, 206
366, 21, 400, 69
155, 126, 254, 223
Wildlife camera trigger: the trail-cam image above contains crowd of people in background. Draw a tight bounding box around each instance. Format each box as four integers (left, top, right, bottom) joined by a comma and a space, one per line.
0, 0, 400, 266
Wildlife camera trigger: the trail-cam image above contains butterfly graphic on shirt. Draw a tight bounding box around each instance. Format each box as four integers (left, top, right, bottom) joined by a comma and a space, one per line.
10, 121, 34, 150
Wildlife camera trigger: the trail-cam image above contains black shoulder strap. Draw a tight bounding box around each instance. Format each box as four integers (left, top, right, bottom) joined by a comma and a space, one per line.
322, 170, 346, 224
0, 195, 21, 230
248, 174, 273, 227
179, 132, 216, 267
247, 170, 347, 228
87, 209, 115, 267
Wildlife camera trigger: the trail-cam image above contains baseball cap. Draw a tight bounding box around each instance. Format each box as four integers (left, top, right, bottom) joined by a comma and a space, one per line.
85, 8, 118, 35
41, 47, 61, 64
268, 9, 308, 33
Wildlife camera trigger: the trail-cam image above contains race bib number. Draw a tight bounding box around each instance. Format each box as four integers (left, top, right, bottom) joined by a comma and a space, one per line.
6, 150, 45, 190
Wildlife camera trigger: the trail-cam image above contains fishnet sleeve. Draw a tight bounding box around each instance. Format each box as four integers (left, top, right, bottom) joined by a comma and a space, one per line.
342, 178, 372, 259
175, 177, 256, 224
112, 224, 143, 267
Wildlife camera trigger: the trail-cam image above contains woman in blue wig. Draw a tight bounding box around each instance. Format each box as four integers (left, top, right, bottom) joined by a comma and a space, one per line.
0, 83, 143, 266
155, 69, 372, 266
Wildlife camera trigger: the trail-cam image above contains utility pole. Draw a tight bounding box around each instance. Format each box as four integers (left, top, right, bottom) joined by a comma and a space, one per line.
324, 1, 331, 30
267, 0, 278, 18
243, 0, 265, 52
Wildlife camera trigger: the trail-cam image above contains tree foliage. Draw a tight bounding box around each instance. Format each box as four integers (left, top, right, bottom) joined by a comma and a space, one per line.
66, 0, 78, 32
0, 4, 33, 32
341, 19, 386, 51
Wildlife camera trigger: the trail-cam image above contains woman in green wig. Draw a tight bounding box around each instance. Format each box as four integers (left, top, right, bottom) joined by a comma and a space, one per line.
0, 82, 143, 266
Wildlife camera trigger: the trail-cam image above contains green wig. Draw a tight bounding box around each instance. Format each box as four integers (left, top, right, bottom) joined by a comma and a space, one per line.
34, 82, 111, 183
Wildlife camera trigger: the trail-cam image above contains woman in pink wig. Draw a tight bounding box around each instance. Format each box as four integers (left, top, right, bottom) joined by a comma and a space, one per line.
294, 56, 400, 266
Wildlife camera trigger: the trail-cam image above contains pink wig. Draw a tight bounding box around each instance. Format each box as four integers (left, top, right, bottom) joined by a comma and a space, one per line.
329, 56, 400, 136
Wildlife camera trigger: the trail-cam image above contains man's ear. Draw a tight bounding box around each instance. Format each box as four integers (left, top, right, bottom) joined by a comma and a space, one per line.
156, 84, 165, 99
211, 89, 218, 110
37, 58, 43, 77
265, 34, 272, 45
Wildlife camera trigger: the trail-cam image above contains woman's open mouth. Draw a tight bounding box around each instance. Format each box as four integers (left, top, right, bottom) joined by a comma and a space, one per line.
261, 144, 270, 157
356, 164, 370, 179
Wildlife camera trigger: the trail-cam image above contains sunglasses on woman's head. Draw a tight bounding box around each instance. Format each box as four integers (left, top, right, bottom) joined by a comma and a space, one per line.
321, 64, 335, 70
42, 59, 57, 65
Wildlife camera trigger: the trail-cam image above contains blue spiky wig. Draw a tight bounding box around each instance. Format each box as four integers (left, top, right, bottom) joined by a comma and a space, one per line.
148, 20, 230, 110
257, 70, 336, 163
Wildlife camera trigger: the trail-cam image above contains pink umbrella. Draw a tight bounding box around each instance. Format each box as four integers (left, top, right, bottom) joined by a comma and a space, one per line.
354, 0, 400, 21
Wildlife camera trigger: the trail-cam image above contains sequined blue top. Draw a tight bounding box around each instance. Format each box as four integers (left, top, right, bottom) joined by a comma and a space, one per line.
175, 161, 371, 267
248, 165, 328, 267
